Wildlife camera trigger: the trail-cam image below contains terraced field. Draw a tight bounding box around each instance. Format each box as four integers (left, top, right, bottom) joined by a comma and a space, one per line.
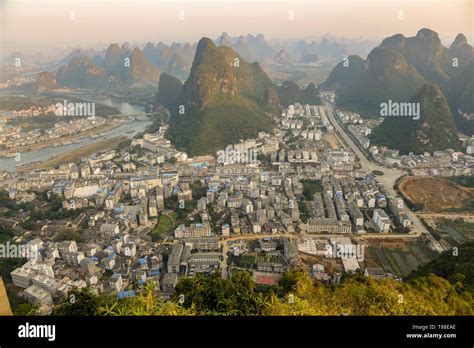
367, 240, 436, 277
435, 219, 474, 245
406, 243, 431, 264
369, 246, 397, 274
391, 251, 409, 276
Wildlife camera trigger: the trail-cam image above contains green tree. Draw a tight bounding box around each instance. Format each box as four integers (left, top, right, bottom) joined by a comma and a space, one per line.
173, 272, 266, 315
13, 303, 38, 316
52, 288, 105, 316
99, 282, 195, 316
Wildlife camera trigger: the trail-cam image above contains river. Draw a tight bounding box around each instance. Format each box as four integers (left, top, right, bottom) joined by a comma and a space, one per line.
0, 97, 153, 172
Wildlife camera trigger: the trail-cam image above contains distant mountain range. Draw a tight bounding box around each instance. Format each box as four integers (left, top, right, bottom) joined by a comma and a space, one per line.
294, 38, 348, 60
274, 49, 291, 65
299, 52, 319, 64
56, 48, 104, 67
31, 29, 472, 156
104, 44, 160, 83
38, 41, 198, 89
160, 38, 322, 156
34, 33, 375, 91
215, 33, 274, 62
214, 33, 363, 65
34, 71, 58, 92
321, 28, 473, 144
56, 55, 110, 89
142, 42, 196, 80
272, 49, 320, 66
277, 81, 321, 107
54, 44, 161, 88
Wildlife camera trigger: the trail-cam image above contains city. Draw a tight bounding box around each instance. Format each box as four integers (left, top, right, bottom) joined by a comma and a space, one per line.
0, 97, 467, 312
0, 0, 472, 345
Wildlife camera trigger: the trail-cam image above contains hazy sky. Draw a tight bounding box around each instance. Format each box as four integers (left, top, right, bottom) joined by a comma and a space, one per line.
1, 0, 472, 51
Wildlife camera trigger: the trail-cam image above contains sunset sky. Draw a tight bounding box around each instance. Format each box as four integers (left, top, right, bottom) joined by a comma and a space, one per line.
1, 0, 472, 52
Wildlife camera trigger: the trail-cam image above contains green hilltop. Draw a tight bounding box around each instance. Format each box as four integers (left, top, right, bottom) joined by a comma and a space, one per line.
165, 38, 274, 156
444, 59, 474, 135
277, 81, 322, 107
160, 37, 321, 156
336, 47, 425, 118
370, 83, 461, 154
319, 55, 364, 91
52, 44, 161, 90
323, 29, 473, 122
155, 73, 183, 111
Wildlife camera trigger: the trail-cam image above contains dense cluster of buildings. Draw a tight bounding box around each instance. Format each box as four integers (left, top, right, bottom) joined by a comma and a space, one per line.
333, 107, 474, 177
0, 116, 106, 151
0, 102, 443, 312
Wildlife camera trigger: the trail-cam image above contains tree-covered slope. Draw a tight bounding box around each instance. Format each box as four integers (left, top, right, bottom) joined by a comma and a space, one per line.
155, 73, 183, 111
370, 83, 461, 154
336, 47, 425, 118
277, 81, 322, 106
168, 96, 274, 156
50, 270, 473, 316
165, 38, 276, 156
323, 28, 473, 133
320, 55, 365, 91
406, 241, 474, 290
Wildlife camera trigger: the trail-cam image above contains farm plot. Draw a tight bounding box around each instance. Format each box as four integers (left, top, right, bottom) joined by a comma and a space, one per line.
435, 219, 474, 245
440, 226, 464, 244
368, 242, 434, 278
387, 250, 410, 277
369, 246, 399, 275
404, 253, 422, 272
406, 243, 433, 264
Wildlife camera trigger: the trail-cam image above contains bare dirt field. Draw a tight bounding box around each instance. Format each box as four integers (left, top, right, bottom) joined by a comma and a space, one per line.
399, 176, 473, 212
298, 252, 342, 274
323, 133, 342, 150
0, 277, 12, 315
365, 239, 407, 249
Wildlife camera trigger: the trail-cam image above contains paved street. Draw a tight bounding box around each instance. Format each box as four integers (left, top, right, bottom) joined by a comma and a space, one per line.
322, 101, 429, 236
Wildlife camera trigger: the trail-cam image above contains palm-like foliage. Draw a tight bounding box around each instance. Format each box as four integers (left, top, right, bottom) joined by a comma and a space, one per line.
50, 262, 473, 316
98, 283, 196, 316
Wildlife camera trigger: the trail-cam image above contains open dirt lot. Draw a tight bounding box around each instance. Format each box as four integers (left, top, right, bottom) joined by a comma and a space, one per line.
298, 253, 342, 274
399, 176, 473, 212
323, 133, 342, 150
0, 277, 12, 315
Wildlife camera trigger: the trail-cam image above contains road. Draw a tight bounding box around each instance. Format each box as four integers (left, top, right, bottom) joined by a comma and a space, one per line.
322, 101, 429, 236
217, 228, 426, 279
417, 213, 474, 222
220, 242, 229, 279
221, 233, 296, 242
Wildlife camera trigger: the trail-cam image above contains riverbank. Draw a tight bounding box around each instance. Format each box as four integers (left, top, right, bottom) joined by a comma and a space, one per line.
0, 118, 124, 157
18, 136, 126, 172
